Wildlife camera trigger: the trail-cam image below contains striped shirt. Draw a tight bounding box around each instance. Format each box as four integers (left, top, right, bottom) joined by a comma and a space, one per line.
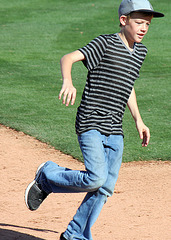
75, 33, 147, 136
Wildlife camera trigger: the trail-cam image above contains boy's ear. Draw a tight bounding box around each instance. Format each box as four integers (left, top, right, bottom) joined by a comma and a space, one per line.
120, 15, 127, 26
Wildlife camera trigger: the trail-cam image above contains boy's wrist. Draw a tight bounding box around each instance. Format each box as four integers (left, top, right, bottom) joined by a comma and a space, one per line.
63, 78, 73, 84
135, 117, 143, 125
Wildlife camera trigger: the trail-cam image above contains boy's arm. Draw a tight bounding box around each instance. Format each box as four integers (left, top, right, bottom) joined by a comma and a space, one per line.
127, 87, 150, 147
59, 50, 85, 106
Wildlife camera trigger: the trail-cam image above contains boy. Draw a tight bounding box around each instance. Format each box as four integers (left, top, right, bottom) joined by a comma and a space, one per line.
25, 0, 164, 239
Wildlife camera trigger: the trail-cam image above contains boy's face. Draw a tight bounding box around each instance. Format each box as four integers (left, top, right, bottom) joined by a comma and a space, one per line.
122, 12, 152, 44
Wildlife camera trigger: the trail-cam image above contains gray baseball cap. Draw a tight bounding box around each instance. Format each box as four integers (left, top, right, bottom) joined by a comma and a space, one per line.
118, 0, 164, 18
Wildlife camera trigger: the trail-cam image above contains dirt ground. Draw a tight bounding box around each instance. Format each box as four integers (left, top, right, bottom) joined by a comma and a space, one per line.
0, 124, 170, 240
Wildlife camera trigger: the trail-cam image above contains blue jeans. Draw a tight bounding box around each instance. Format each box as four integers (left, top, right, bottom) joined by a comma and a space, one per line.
38, 130, 123, 240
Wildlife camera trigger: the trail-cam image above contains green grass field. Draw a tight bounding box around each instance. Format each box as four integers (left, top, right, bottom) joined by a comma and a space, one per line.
0, 0, 170, 162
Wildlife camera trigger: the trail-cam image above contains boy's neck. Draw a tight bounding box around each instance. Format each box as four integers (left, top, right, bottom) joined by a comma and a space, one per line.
118, 31, 135, 52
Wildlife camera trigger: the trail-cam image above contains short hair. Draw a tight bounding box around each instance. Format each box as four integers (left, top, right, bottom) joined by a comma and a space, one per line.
119, 11, 153, 27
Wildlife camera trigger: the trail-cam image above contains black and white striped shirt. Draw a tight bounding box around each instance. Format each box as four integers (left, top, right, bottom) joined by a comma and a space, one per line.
75, 33, 147, 136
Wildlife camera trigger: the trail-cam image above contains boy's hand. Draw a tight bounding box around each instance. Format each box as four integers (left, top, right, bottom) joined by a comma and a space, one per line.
59, 82, 77, 106
59, 50, 85, 106
136, 120, 150, 147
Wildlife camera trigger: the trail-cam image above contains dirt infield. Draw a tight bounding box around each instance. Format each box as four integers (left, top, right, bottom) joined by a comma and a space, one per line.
0, 124, 170, 240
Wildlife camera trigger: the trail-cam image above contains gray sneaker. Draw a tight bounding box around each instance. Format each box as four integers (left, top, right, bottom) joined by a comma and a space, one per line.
25, 163, 48, 211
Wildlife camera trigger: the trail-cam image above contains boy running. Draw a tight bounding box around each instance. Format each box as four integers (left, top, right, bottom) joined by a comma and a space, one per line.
25, 0, 164, 239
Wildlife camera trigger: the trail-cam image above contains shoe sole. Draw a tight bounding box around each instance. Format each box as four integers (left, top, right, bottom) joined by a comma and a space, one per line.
25, 162, 46, 210
25, 180, 36, 210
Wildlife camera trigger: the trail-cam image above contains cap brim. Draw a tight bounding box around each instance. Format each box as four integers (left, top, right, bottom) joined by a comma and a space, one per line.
135, 9, 164, 18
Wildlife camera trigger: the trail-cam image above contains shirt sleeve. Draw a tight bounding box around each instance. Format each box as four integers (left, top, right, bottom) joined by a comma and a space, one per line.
78, 35, 108, 71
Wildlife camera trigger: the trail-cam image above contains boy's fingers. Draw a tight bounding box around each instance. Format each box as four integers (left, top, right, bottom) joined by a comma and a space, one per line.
62, 90, 68, 104
66, 90, 77, 106
59, 87, 70, 104
142, 134, 147, 147
58, 90, 62, 99
59, 86, 76, 106
71, 92, 76, 105
146, 132, 150, 146
142, 129, 150, 147
66, 92, 72, 106
71, 89, 77, 105
139, 131, 143, 140
59, 87, 65, 100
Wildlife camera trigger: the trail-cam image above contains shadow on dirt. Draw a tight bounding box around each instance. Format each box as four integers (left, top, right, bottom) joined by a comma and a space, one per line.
0, 223, 59, 240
